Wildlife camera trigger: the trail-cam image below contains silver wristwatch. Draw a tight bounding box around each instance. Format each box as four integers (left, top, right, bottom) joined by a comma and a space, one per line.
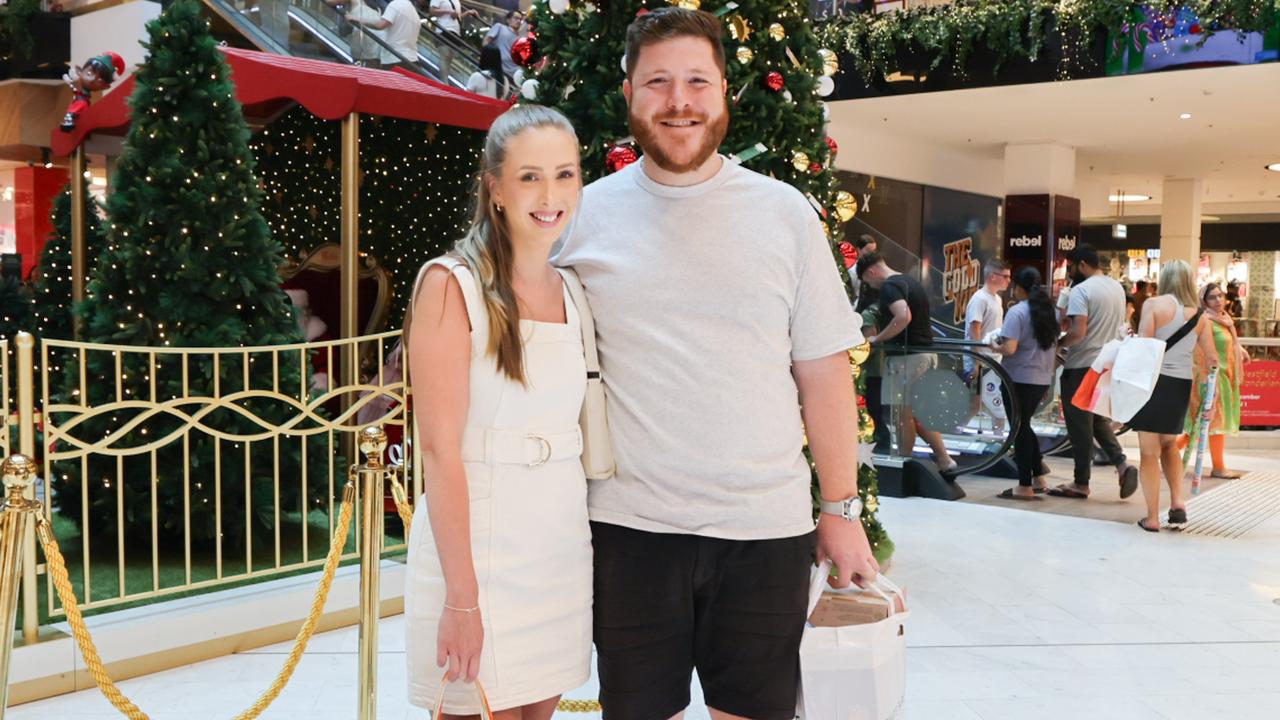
819, 495, 864, 522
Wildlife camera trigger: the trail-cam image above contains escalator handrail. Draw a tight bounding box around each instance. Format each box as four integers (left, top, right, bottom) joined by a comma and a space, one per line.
202, 0, 292, 56
878, 343, 1022, 480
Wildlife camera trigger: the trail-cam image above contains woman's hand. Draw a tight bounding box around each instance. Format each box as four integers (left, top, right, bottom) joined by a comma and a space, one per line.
1239, 343, 1252, 365
437, 606, 484, 683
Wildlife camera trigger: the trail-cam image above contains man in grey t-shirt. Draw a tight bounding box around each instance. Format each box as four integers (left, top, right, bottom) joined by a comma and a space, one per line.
1051, 244, 1138, 499
484, 9, 523, 79
553, 9, 875, 720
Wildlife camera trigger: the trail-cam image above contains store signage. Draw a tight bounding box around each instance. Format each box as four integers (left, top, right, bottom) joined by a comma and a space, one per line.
1057, 234, 1078, 252
1147, 249, 1161, 259
1113, 223, 1128, 239
1010, 234, 1043, 247
942, 236, 981, 324
1241, 360, 1280, 427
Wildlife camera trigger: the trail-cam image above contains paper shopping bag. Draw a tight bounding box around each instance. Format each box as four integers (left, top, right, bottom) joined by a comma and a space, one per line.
796, 562, 909, 720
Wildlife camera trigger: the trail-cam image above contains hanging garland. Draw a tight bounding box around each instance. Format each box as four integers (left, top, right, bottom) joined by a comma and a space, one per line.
816, 0, 1280, 83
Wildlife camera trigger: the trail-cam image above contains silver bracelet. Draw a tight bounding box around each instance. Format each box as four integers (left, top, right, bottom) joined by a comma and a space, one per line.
444, 603, 480, 614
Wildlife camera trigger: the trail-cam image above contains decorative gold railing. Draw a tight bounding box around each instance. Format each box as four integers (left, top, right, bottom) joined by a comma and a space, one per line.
25, 330, 413, 619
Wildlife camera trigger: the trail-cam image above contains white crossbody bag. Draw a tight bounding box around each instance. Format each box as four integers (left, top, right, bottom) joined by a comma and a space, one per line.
559, 269, 617, 480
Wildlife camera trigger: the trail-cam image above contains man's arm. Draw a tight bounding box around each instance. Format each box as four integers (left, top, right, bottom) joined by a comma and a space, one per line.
794, 352, 878, 588
870, 299, 910, 344
1061, 314, 1087, 349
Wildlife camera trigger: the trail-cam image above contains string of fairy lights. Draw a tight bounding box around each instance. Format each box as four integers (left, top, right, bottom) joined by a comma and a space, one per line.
251, 108, 488, 327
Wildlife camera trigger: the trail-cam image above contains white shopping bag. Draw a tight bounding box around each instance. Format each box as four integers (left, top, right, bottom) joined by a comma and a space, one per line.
796, 561, 909, 720
1109, 337, 1165, 423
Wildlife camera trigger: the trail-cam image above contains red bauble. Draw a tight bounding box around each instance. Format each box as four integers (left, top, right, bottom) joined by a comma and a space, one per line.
838, 241, 857, 269
808, 162, 822, 174
605, 144, 639, 174
825, 136, 838, 156
765, 71, 785, 91
511, 35, 536, 67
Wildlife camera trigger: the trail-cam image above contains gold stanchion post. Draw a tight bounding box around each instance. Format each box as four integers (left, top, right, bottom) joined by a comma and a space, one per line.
16, 332, 37, 645
357, 425, 386, 720
0, 454, 40, 717
70, 148, 87, 340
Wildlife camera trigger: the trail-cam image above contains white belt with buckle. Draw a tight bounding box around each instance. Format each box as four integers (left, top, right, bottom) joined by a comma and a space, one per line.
460, 427, 583, 467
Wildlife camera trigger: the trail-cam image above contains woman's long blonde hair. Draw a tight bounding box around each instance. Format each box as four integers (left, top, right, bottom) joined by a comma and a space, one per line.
1158, 259, 1198, 308
451, 104, 579, 383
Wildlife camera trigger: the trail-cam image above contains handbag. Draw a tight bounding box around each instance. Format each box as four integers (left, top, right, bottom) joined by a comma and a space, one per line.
433, 672, 494, 718
796, 561, 909, 720
559, 269, 617, 480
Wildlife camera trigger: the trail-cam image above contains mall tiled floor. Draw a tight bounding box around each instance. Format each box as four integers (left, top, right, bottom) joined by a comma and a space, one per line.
8, 452, 1280, 720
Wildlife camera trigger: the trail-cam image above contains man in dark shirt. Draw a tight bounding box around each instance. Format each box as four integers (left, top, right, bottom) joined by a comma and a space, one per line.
856, 252, 955, 472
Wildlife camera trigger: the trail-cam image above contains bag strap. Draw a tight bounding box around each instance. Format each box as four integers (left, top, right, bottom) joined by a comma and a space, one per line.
558, 269, 601, 380
1164, 308, 1203, 349
434, 672, 493, 718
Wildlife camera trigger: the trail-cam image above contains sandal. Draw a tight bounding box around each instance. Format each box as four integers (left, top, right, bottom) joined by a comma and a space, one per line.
997, 488, 1042, 501
1137, 519, 1160, 533
1046, 485, 1089, 499
1167, 507, 1187, 525
1210, 469, 1242, 479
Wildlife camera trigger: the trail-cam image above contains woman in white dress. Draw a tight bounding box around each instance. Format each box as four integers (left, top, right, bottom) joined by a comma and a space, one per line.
404, 104, 592, 718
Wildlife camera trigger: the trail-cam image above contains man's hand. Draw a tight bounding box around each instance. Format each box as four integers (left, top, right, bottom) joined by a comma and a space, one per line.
815, 512, 878, 589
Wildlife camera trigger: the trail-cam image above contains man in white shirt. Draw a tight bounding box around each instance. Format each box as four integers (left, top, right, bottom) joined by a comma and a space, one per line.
553, 9, 876, 719
964, 258, 1010, 428
352, 0, 422, 69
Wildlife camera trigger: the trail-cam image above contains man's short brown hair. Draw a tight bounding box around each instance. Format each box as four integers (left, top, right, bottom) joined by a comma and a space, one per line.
625, 7, 726, 79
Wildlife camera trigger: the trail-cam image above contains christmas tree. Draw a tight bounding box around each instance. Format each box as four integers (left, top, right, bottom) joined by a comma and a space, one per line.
57, 0, 325, 548
32, 180, 107, 343
523, 0, 889, 558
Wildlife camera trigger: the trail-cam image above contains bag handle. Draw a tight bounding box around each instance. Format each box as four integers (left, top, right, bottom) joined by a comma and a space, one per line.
558, 269, 602, 380
1164, 308, 1203, 349
433, 671, 494, 719
806, 560, 906, 619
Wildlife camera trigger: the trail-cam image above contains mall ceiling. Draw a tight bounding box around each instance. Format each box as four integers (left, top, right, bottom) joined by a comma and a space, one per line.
830, 62, 1280, 221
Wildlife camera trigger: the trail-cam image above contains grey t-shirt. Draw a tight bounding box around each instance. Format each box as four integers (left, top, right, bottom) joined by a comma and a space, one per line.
485, 23, 519, 78
554, 157, 860, 540
1063, 274, 1126, 369
1000, 301, 1055, 385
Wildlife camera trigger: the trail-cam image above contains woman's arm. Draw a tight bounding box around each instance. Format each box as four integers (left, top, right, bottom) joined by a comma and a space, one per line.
408, 265, 482, 682
1136, 296, 1159, 339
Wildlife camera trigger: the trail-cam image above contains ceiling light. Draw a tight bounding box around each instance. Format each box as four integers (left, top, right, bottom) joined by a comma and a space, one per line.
1266, 163, 1280, 173
1201, 215, 1221, 222
1179, 113, 1192, 120
1109, 194, 1151, 203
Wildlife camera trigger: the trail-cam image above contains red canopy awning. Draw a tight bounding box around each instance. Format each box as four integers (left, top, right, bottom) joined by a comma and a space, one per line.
52, 46, 508, 156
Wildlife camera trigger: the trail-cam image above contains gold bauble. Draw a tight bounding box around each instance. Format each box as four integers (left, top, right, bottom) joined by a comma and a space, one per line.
735, 46, 754, 65
833, 190, 857, 222
849, 341, 872, 367
727, 14, 751, 41
671, 0, 701, 9
791, 150, 810, 173
818, 48, 839, 77
859, 417, 876, 443
866, 494, 879, 512
768, 22, 785, 41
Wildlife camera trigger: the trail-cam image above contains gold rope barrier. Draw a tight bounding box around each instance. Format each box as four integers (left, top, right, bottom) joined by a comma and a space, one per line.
385, 470, 603, 714
34, 472, 358, 720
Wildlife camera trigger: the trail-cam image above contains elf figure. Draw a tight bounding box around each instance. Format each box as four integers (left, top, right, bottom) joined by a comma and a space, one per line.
61, 52, 126, 132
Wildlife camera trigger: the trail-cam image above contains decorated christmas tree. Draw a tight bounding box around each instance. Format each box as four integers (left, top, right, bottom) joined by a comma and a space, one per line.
521, 0, 888, 559
32, 180, 107, 343
57, 0, 323, 548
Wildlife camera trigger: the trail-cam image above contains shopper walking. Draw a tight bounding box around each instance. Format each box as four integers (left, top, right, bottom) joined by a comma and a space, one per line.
1181, 282, 1251, 479
1128, 260, 1218, 532
1050, 244, 1138, 499
992, 266, 1057, 500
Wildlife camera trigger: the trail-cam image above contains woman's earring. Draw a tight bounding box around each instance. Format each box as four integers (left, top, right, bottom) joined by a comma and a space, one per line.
495, 202, 504, 213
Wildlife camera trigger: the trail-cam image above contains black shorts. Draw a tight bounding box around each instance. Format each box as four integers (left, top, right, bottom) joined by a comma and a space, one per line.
591, 521, 816, 720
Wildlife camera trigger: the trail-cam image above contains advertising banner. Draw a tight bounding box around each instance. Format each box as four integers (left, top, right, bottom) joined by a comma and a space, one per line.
922, 187, 1003, 334
1241, 360, 1280, 428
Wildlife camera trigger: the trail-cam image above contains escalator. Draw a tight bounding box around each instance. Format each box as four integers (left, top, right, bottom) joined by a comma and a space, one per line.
201, 0, 487, 89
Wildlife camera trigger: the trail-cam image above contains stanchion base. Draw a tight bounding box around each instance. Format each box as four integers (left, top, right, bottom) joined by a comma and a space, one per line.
873, 458, 965, 501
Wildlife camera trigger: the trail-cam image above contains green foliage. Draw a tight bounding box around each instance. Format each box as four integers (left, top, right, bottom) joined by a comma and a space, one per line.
525, 0, 846, 240
251, 108, 486, 327
817, 0, 1280, 83
0, 0, 41, 60
32, 181, 108, 343
58, 0, 325, 548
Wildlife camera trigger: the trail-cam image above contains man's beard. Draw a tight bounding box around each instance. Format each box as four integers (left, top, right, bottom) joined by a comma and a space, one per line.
629, 104, 729, 175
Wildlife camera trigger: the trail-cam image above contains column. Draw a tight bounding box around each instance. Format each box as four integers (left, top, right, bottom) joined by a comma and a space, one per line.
1159, 178, 1202, 265
1004, 143, 1077, 197
13, 166, 70, 279
1246, 250, 1276, 323
1002, 143, 1079, 286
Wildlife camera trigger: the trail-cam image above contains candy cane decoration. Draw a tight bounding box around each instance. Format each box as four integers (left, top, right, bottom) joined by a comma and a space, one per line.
1189, 370, 1218, 495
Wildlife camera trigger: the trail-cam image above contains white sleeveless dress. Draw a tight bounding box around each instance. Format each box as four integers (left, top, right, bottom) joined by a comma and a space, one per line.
405, 258, 593, 713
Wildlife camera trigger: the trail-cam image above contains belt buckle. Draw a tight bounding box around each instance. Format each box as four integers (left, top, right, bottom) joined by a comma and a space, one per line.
525, 434, 552, 467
